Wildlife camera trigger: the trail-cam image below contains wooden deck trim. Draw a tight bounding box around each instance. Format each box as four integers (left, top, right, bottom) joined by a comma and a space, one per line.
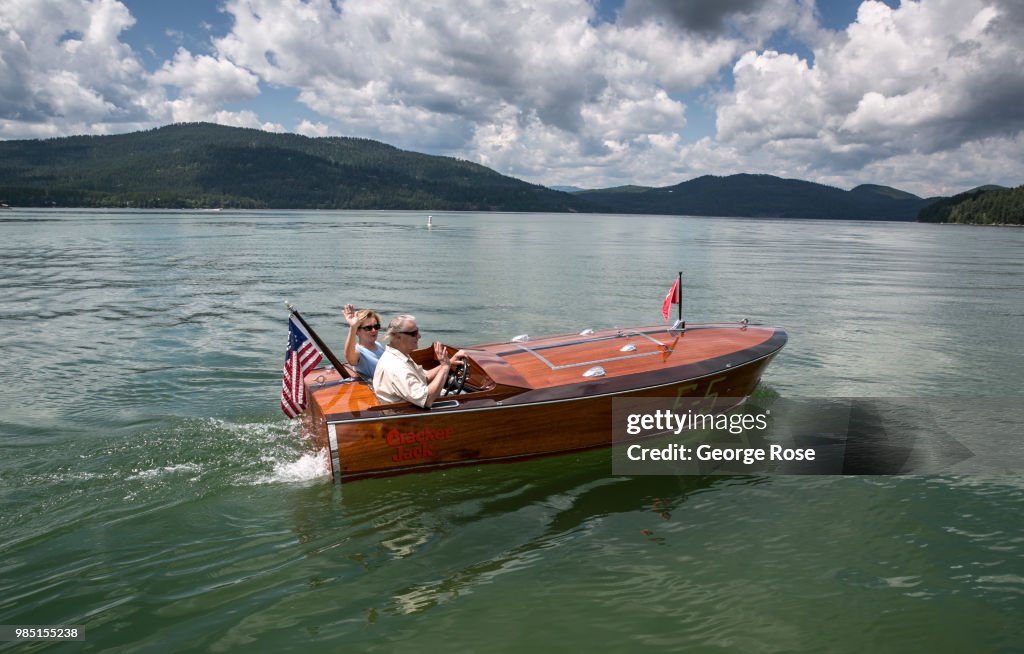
324, 330, 785, 424
486, 323, 754, 357
489, 325, 775, 388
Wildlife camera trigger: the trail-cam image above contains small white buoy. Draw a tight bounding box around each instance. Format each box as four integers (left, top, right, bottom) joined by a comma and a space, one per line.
427, 215, 433, 227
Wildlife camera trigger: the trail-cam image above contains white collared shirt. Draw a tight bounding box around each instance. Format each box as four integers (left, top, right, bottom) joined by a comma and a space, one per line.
372, 346, 430, 407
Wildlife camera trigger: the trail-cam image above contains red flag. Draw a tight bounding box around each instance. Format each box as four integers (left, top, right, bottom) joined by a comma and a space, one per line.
661, 277, 680, 321
281, 315, 323, 418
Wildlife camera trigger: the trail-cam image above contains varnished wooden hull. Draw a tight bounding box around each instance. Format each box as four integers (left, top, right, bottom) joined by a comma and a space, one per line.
302, 323, 786, 482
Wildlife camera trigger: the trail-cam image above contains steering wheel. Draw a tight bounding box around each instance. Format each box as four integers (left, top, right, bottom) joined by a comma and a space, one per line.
443, 359, 471, 395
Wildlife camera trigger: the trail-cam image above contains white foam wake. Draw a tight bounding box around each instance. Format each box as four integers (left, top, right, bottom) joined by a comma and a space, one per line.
257, 448, 329, 484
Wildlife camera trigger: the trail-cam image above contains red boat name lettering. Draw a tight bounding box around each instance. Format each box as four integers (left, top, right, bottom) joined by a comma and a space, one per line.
392, 443, 433, 462
386, 427, 451, 462
386, 427, 451, 446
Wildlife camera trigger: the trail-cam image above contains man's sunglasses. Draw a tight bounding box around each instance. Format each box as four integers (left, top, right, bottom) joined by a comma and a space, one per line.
395, 329, 420, 337
359, 324, 381, 331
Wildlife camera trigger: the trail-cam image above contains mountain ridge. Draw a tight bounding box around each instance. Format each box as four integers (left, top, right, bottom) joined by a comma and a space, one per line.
0, 122, 998, 220
0, 122, 591, 212
574, 173, 933, 220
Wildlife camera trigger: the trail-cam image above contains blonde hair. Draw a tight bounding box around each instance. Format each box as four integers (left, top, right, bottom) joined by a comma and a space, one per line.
355, 309, 381, 327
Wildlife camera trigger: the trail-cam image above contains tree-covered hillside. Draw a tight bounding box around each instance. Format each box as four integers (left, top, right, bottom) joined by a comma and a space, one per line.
0, 123, 592, 211
918, 186, 1023, 225
1, 123, 1011, 221
575, 174, 930, 220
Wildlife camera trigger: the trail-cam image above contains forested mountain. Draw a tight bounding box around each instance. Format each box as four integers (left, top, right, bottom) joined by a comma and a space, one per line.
0, 123, 1011, 221
0, 123, 592, 211
575, 174, 933, 220
917, 185, 1023, 225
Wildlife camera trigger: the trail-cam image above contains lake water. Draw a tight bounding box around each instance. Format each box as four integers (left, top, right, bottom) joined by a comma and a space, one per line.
1, 209, 1022, 652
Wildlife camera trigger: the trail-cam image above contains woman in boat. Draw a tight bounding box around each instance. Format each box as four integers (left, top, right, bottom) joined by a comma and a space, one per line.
342, 304, 385, 379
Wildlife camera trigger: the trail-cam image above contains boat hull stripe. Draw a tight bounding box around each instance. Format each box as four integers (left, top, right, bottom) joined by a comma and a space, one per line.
327, 423, 341, 481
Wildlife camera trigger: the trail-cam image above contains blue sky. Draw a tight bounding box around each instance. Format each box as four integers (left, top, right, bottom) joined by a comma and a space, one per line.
2, 0, 1021, 196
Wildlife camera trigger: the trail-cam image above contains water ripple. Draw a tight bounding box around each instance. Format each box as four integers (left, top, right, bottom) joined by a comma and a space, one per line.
2, 210, 1023, 651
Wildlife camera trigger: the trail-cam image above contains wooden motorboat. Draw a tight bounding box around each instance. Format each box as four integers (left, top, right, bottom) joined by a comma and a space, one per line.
300, 322, 787, 482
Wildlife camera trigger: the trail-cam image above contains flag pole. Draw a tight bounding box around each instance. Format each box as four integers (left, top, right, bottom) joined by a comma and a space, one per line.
677, 271, 684, 328
285, 302, 351, 379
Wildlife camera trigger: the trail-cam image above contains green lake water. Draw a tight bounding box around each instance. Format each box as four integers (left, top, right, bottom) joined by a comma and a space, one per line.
1, 209, 1022, 652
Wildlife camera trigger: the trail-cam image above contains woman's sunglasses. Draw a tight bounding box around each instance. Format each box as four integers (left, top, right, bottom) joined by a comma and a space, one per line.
359, 323, 381, 331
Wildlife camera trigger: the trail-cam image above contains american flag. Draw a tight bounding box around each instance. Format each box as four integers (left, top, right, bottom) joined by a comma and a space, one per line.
281, 315, 323, 418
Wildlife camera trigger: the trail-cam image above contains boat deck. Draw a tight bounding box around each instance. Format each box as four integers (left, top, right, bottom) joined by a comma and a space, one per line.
304, 323, 784, 421
475, 324, 778, 389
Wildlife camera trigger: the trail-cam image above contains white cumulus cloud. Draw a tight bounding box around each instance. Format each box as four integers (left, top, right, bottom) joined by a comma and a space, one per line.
1, 0, 1022, 195
714, 0, 1024, 192
206, 0, 812, 187
0, 0, 166, 137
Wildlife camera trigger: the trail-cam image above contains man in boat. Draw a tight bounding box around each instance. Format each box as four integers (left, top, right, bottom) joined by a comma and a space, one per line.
372, 314, 466, 408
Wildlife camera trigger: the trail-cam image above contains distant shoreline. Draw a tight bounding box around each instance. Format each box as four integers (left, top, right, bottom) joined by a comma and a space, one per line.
2, 205, 1019, 225
0, 123, 940, 221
